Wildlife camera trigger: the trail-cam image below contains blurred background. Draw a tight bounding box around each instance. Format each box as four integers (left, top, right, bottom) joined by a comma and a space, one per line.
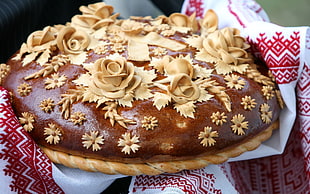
105, 0, 310, 26
256, 0, 310, 26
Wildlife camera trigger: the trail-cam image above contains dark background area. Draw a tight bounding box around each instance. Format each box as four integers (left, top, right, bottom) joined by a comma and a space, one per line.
0, 0, 98, 63
0, 0, 184, 63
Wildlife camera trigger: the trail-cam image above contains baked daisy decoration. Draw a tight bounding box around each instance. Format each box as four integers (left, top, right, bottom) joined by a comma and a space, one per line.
198, 126, 219, 147
82, 131, 105, 151
44, 123, 62, 144
151, 47, 168, 57
70, 111, 87, 125
261, 85, 275, 100
260, 103, 273, 124
241, 96, 257, 110
231, 114, 248, 135
39, 98, 55, 113
141, 116, 158, 130
17, 83, 32, 96
224, 74, 246, 90
0, 63, 10, 84
118, 132, 140, 155
45, 73, 67, 89
111, 43, 125, 53
211, 111, 227, 126
19, 112, 35, 132
94, 44, 109, 54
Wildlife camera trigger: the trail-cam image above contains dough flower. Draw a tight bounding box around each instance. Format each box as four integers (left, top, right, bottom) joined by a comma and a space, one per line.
88, 57, 141, 99
57, 26, 90, 55
167, 73, 200, 104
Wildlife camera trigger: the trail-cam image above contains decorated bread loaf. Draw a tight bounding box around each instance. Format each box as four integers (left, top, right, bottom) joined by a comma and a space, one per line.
0, 2, 282, 175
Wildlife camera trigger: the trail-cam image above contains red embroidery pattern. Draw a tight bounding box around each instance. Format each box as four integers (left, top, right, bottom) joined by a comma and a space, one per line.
298, 64, 310, 116
133, 169, 222, 193
247, 2, 263, 14
184, 0, 205, 18
248, 31, 300, 84
299, 117, 310, 180
224, 126, 309, 193
297, 63, 310, 182
0, 87, 64, 194
228, 0, 268, 28
227, 0, 246, 28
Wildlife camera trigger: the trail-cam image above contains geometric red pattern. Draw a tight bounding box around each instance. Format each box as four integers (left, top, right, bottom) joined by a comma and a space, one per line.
227, 0, 246, 28
226, 0, 269, 28
297, 64, 310, 116
223, 124, 309, 193
0, 87, 64, 194
296, 62, 310, 183
248, 31, 300, 84
299, 117, 310, 181
133, 168, 222, 194
298, 97, 310, 117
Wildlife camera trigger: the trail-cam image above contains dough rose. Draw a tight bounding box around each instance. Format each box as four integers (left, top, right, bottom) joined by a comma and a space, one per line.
71, 3, 117, 31
88, 57, 141, 99
203, 28, 250, 65
168, 73, 200, 104
16, 26, 57, 65
164, 58, 194, 78
168, 13, 198, 32
56, 26, 90, 55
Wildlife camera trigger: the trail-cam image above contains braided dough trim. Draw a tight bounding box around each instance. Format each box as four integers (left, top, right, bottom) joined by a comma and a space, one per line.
41, 120, 279, 175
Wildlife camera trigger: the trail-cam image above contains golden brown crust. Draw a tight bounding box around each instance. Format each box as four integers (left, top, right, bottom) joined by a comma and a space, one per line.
41, 120, 278, 175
